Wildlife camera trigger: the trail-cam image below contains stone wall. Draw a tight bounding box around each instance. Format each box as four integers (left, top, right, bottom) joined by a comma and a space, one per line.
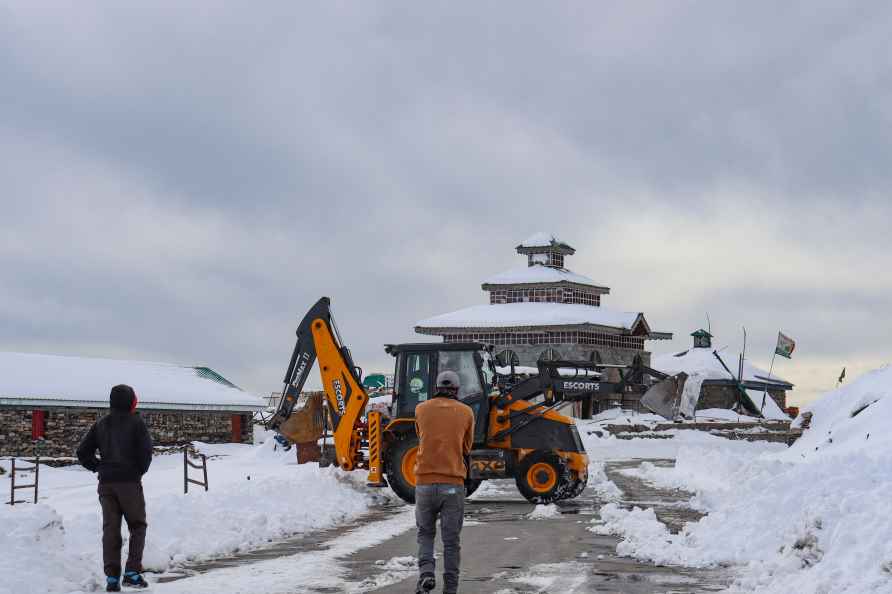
698, 384, 787, 412
0, 407, 253, 458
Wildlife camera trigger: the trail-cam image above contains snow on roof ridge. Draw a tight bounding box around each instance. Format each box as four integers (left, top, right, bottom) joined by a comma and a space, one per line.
2, 350, 198, 369
416, 301, 641, 330
482, 264, 604, 288
518, 231, 564, 248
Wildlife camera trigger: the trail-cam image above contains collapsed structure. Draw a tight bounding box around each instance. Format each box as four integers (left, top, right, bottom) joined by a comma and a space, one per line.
651, 330, 794, 419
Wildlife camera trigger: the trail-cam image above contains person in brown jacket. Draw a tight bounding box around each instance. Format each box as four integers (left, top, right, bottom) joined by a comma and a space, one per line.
413, 370, 475, 594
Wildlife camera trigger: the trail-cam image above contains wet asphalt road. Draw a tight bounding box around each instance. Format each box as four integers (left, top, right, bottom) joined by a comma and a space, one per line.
159, 460, 728, 594
341, 460, 726, 594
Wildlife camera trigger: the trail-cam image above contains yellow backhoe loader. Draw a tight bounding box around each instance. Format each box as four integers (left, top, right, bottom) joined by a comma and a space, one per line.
267, 297, 687, 504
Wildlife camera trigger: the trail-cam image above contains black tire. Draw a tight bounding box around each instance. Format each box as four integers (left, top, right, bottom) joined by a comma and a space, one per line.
385, 435, 419, 504
514, 450, 570, 504
560, 471, 588, 500
464, 479, 483, 498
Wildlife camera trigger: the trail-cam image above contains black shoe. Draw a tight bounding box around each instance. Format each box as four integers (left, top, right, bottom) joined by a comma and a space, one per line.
122, 572, 149, 588
416, 573, 435, 593
106, 577, 121, 592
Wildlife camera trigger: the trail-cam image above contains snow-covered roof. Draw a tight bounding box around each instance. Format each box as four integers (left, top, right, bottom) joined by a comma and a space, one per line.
482, 265, 608, 291
518, 232, 566, 249
0, 352, 264, 412
745, 389, 790, 421
651, 348, 792, 388
416, 302, 643, 332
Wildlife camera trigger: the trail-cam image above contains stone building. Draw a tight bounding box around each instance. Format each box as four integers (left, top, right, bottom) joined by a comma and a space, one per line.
651, 330, 794, 418
415, 233, 672, 367
0, 352, 264, 457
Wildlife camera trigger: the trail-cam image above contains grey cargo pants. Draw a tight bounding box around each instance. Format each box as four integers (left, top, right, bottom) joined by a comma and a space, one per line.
98, 482, 147, 577
416, 483, 465, 593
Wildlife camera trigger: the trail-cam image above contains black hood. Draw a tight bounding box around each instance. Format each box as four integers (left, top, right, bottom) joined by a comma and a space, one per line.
109, 384, 135, 412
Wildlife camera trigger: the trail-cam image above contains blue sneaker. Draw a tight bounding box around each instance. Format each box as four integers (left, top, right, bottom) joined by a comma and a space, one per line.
122, 571, 149, 588
106, 576, 121, 592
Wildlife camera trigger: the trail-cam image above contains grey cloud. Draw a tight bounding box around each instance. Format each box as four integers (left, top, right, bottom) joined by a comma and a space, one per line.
2, 3, 891, 401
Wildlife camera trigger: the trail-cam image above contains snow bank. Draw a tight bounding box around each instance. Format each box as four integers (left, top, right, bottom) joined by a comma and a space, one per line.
0, 439, 385, 594
591, 365, 892, 593
789, 364, 892, 460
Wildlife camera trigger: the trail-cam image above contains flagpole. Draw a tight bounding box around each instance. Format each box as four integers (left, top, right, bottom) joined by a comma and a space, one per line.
761, 349, 777, 415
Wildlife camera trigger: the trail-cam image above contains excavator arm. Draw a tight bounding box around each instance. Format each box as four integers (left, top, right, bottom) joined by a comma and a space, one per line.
267, 297, 370, 471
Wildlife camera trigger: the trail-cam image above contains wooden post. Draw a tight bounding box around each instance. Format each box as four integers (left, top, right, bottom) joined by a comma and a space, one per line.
9, 458, 14, 505
33, 456, 39, 504
201, 455, 208, 492
183, 449, 188, 494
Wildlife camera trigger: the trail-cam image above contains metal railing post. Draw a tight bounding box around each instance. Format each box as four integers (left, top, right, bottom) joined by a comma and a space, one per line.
33, 456, 39, 504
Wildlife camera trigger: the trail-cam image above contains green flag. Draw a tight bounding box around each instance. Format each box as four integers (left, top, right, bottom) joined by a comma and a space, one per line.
775, 332, 796, 359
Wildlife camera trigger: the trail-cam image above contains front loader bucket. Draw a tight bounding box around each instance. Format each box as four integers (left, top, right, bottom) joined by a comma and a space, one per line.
278, 391, 325, 445
640, 372, 691, 421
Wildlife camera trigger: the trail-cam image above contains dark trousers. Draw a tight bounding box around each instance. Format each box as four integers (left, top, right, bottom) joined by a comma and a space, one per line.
98, 482, 147, 577
416, 483, 464, 593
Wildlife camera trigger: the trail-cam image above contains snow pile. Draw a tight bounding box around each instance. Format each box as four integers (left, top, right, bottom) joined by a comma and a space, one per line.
527, 504, 561, 519
0, 439, 385, 594
790, 364, 892, 459
591, 365, 892, 593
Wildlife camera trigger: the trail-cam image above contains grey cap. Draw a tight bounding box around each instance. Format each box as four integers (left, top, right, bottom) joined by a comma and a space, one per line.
435, 370, 461, 395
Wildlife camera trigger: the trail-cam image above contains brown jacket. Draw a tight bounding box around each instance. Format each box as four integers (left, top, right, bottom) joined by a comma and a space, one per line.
414, 397, 475, 486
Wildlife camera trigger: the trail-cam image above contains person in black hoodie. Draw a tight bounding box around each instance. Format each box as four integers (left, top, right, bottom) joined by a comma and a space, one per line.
77, 384, 152, 592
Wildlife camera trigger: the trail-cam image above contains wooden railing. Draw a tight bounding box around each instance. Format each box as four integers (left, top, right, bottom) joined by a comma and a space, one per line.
7, 456, 39, 505
183, 449, 209, 494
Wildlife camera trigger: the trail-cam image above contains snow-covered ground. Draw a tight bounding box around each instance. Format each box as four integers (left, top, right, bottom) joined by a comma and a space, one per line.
0, 439, 394, 594
588, 365, 892, 594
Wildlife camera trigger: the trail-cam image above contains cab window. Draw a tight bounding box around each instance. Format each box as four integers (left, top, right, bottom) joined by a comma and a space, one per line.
397, 352, 431, 417
437, 350, 483, 400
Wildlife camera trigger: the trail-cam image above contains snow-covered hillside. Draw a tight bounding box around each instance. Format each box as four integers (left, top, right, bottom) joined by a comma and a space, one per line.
0, 440, 391, 594
591, 364, 892, 593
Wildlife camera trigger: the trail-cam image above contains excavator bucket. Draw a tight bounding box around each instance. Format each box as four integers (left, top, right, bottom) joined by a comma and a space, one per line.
640, 372, 691, 421
278, 391, 325, 445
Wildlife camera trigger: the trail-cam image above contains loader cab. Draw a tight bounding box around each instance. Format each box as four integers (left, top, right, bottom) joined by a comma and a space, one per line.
385, 342, 494, 444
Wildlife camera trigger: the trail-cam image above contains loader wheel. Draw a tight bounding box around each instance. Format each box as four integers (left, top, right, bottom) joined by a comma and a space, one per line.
560, 471, 588, 500
464, 479, 483, 498
386, 435, 419, 504
515, 451, 569, 504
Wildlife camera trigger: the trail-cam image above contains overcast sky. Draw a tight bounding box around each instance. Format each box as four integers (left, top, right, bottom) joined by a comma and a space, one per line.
2, 2, 891, 405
